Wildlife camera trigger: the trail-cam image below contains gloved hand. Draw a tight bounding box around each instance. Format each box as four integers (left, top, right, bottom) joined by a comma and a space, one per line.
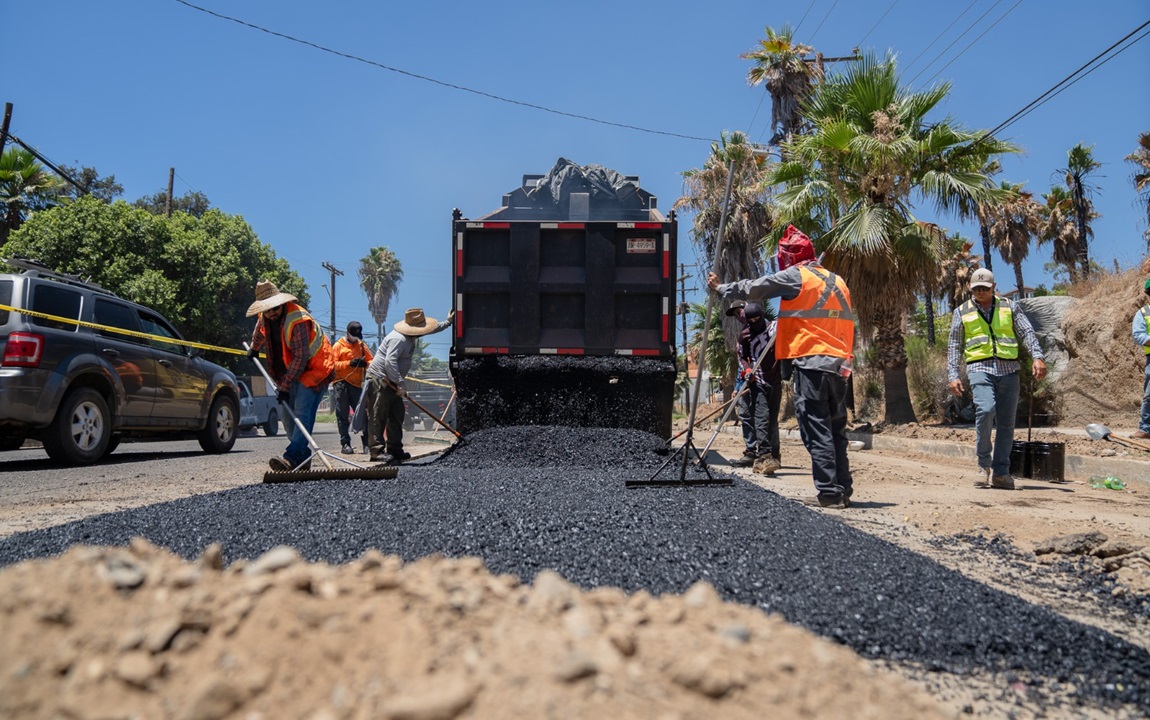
276, 389, 290, 404
247, 347, 259, 360
395, 385, 406, 397
740, 367, 752, 379
349, 357, 367, 368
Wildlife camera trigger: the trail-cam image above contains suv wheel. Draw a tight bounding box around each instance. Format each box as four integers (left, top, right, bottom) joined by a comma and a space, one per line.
198, 394, 238, 453
43, 388, 111, 465
263, 408, 280, 437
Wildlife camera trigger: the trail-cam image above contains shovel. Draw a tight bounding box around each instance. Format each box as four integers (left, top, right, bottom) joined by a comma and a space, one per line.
1085, 423, 1150, 452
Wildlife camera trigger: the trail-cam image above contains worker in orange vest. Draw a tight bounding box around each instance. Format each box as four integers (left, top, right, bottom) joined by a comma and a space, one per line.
246, 280, 335, 472
708, 225, 855, 508
331, 321, 374, 454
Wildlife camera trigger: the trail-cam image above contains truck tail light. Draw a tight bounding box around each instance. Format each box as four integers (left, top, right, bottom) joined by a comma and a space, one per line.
2, 332, 45, 367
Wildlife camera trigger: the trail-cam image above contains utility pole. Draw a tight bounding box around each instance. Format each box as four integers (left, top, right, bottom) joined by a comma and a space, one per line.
321, 261, 344, 340
166, 168, 174, 217
0, 103, 13, 158
677, 262, 698, 408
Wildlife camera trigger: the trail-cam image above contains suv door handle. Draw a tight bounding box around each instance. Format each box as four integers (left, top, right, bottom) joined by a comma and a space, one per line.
101, 348, 120, 359
157, 359, 173, 367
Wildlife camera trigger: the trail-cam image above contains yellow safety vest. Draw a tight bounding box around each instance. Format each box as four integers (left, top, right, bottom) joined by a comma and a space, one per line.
958, 297, 1018, 362
1141, 305, 1150, 355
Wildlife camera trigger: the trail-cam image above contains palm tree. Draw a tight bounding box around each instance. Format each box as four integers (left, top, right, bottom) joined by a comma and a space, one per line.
1058, 143, 1102, 278
953, 158, 1002, 273
765, 52, 1016, 424
358, 246, 404, 343
938, 236, 981, 312
1126, 131, 1150, 249
740, 25, 818, 148
988, 182, 1042, 296
1038, 186, 1087, 283
674, 131, 772, 352
686, 301, 737, 402
0, 148, 63, 246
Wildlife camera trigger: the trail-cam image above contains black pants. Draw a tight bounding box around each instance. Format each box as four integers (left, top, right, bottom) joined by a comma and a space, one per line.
365, 377, 405, 459
791, 366, 852, 499
738, 381, 781, 460
333, 381, 366, 449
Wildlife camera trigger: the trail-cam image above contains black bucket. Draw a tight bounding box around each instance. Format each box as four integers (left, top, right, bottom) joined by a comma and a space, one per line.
1030, 442, 1065, 482
1010, 440, 1033, 478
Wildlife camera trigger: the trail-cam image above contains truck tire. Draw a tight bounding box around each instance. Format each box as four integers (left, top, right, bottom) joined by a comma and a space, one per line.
43, 387, 111, 466
263, 409, 280, 437
198, 394, 238, 454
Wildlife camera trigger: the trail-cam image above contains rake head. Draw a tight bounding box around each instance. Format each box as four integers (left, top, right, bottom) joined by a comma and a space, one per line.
263, 466, 400, 484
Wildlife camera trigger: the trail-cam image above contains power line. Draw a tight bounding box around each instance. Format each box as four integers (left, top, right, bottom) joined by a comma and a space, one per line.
808, 0, 841, 44
901, 0, 978, 74
907, 0, 1005, 86
989, 21, 1150, 138
172, 0, 714, 144
794, 0, 819, 35
920, 0, 1022, 87
856, 0, 900, 49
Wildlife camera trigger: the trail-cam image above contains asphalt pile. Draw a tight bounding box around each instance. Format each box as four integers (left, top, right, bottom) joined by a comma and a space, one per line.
1, 426, 1148, 716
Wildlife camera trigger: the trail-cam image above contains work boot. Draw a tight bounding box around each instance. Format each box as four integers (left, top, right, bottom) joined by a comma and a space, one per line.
754, 456, 782, 475
268, 457, 291, 472
341, 444, 354, 454
1132, 430, 1150, 439
730, 452, 756, 468
991, 474, 1016, 490
804, 494, 850, 509
973, 467, 992, 489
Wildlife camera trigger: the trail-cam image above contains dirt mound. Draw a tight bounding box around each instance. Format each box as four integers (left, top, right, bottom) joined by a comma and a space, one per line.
1058, 269, 1147, 428
0, 541, 948, 720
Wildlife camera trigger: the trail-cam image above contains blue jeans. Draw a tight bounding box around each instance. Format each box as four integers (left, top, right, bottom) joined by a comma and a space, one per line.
283, 379, 329, 467
969, 371, 1020, 477
1140, 357, 1150, 434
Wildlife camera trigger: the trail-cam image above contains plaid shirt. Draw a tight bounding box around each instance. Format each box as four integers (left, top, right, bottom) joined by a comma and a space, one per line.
946, 297, 1043, 382
250, 316, 312, 386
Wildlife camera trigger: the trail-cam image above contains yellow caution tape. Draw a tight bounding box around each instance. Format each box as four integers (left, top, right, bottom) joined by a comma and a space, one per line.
407, 376, 453, 389
0, 303, 248, 356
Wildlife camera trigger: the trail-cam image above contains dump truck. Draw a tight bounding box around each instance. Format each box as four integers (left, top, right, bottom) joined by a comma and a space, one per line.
449, 158, 678, 438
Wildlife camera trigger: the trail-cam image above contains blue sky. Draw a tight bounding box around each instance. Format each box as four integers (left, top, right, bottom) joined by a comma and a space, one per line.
3, 1, 1148, 356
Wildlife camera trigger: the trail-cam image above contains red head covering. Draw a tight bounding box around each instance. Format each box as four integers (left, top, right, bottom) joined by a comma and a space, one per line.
777, 225, 816, 270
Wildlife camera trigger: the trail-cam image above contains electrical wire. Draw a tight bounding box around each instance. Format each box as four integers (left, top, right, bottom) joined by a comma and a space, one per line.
172, 0, 713, 144
794, 0, 819, 35
856, 0, 900, 49
988, 21, 1150, 138
808, 0, 841, 44
907, 0, 1004, 86
901, 0, 978, 74
920, 0, 1022, 87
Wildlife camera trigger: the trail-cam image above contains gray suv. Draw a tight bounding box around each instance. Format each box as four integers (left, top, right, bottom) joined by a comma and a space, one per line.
0, 259, 240, 465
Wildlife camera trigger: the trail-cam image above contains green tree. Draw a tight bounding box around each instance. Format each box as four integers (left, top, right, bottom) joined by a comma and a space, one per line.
3, 196, 306, 365
740, 25, 818, 148
0, 147, 64, 246
55, 164, 123, 203
359, 246, 404, 344
1058, 143, 1101, 278
135, 189, 211, 218
675, 131, 772, 352
1126, 131, 1150, 248
686, 301, 737, 402
765, 52, 1015, 424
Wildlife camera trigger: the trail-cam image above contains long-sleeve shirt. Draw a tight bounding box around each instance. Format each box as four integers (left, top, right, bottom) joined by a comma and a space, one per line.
738, 320, 780, 386
332, 335, 374, 387
946, 298, 1044, 382
250, 316, 311, 386
715, 264, 843, 374
1132, 305, 1150, 351
365, 319, 452, 392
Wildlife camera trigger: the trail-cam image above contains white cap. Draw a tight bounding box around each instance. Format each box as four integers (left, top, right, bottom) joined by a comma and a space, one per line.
970, 268, 995, 288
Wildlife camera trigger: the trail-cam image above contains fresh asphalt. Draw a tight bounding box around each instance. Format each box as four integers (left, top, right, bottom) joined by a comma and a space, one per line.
0, 426, 1146, 715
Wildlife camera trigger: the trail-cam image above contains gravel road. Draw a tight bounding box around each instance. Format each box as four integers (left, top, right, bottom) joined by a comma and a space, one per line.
1, 426, 1147, 717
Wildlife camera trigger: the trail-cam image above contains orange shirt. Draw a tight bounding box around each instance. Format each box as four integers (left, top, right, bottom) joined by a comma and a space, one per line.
332, 336, 374, 388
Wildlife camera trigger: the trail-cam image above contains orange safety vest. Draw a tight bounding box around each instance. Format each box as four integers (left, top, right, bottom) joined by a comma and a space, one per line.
332, 336, 374, 387
258, 302, 334, 388
777, 265, 854, 360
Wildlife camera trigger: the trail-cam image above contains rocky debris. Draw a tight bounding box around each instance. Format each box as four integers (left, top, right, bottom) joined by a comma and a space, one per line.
1035, 531, 1112, 556
0, 541, 949, 720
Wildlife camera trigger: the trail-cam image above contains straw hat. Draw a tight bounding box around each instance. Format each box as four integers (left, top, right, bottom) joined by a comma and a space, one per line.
246, 280, 298, 317
394, 308, 439, 336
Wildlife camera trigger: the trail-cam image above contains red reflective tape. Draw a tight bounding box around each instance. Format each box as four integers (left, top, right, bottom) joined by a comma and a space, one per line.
557, 222, 583, 229
456, 248, 463, 276
663, 250, 669, 278
557, 348, 584, 355
481, 222, 510, 229
631, 349, 660, 356
456, 311, 463, 338
634, 222, 661, 229
662, 313, 668, 342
